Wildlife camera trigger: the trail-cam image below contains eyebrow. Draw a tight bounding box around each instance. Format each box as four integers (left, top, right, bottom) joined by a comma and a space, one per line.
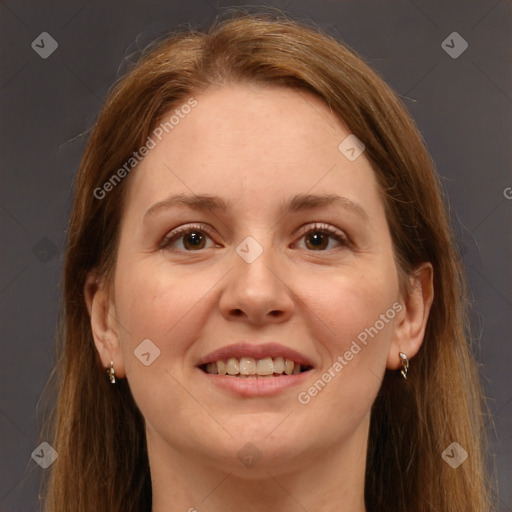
143, 192, 369, 221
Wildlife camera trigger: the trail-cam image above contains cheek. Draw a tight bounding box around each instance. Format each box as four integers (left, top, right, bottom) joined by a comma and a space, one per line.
113, 258, 229, 381
298, 264, 399, 355
112, 259, 247, 451
115, 263, 202, 344
292, 267, 399, 433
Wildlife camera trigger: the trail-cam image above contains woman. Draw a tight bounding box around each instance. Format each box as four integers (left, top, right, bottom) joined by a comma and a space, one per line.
42, 12, 492, 512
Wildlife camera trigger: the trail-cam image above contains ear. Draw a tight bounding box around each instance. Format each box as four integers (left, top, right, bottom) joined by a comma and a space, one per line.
84, 272, 126, 378
386, 262, 434, 370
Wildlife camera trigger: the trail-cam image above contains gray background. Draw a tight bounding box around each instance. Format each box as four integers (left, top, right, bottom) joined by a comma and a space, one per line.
0, 0, 510, 510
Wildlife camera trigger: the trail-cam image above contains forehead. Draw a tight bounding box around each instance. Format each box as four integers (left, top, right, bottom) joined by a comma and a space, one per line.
123, 84, 381, 219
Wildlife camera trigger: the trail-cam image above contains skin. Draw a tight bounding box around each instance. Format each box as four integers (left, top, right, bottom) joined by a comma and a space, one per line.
85, 84, 433, 512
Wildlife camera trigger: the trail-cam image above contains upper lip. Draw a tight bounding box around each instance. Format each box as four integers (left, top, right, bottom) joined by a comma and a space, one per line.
196, 342, 315, 368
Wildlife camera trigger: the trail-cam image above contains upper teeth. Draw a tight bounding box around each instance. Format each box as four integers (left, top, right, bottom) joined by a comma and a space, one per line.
204, 357, 302, 376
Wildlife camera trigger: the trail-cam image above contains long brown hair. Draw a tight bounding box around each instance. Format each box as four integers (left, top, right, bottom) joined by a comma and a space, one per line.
42, 11, 492, 512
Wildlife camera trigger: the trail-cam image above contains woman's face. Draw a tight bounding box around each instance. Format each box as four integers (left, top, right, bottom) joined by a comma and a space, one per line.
95, 85, 411, 476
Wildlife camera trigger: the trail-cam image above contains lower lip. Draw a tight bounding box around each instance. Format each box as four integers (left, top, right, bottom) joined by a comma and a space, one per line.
199, 369, 312, 397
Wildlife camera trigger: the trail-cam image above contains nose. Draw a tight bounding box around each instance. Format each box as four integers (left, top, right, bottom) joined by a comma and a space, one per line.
219, 242, 295, 325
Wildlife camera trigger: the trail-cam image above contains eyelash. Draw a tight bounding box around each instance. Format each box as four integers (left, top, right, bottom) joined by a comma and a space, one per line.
159, 222, 350, 252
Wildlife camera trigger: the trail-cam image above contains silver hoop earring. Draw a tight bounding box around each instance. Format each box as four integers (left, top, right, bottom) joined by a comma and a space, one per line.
107, 360, 116, 384
399, 352, 409, 380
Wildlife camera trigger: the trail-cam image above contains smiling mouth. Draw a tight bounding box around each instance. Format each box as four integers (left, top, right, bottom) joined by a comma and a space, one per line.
199, 356, 312, 377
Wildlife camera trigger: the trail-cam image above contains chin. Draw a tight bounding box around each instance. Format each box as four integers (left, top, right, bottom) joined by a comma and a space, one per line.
209, 418, 312, 469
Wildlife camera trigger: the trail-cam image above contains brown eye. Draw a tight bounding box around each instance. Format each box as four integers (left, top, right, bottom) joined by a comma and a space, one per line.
161, 224, 216, 252
295, 223, 349, 251
182, 231, 206, 250
304, 231, 330, 250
